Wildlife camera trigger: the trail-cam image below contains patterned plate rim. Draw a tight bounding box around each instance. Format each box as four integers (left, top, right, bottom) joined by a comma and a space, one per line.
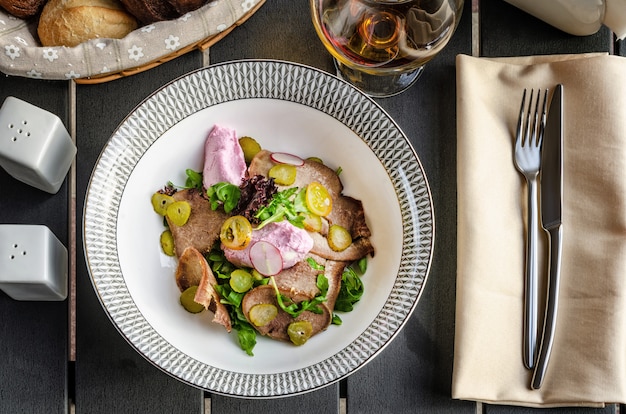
83, 59, 435, 398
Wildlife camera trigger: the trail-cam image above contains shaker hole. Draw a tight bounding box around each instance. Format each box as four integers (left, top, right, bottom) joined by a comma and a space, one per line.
10, 255, 15, 260
22, 120, 27, 125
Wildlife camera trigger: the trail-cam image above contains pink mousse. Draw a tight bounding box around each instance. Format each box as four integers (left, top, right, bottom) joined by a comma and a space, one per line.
202, 125, 247, 189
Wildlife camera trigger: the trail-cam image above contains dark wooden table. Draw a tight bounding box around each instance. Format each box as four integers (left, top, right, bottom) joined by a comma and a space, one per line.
1, 1, 623, 412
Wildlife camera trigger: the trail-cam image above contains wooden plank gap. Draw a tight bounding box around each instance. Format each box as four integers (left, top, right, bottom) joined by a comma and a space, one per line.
68, 79, 77, 362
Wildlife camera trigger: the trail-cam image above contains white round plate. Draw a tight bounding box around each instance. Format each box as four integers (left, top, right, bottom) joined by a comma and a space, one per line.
83, 60, 434, 398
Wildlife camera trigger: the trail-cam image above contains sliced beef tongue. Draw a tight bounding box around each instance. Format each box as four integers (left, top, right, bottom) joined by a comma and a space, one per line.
327, 195, 372, 239
309, 232, 375, 262
241, 285, 332, 342
248, 149, 375, 261
241, 253, 345, 342
166, 188, 228, 258
248, 150, 344, 198
175, 246, 232, 332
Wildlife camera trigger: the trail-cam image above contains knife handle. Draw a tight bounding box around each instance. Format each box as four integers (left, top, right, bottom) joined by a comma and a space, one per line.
523, 179, 540, 369
531, 224, 562, 390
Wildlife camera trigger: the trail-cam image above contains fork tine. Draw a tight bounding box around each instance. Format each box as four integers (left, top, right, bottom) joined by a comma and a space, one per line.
530, 89, 542, 146
524, 89, 535, 146
516, 89, 527, 145
537, 89, 548, 146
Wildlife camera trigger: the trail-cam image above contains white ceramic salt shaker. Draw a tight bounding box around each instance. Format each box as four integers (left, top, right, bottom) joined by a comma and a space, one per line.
0, 224, 68, 301
0, 96, 76, 194
504, 0, 626, 39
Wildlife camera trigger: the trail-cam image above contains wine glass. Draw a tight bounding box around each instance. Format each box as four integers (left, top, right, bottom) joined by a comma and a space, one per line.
310, 0, 464, 97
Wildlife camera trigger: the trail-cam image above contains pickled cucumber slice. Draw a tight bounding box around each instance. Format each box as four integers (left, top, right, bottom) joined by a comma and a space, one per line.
180, 286, 204, 314
328, 224, 352, 252
160, 230, 175, 256
166, 200, 191, 227
268, 164, 297, 186
287, 320, 313, 346
229, 269, 254, 293
301, 212, 322, 232
151, 193, 174, 216
248, 303, 278, 327
239, 136, 262, 164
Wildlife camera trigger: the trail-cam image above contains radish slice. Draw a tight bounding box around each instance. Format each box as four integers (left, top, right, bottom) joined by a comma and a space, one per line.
270, 152, 305, 166
249, 241, 284, 276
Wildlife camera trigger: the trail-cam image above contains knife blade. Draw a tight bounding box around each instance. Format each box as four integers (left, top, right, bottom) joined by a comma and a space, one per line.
532, 84, 564, 390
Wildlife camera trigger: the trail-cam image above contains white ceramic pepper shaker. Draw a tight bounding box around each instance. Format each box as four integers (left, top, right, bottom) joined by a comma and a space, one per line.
504, 0, 626, 39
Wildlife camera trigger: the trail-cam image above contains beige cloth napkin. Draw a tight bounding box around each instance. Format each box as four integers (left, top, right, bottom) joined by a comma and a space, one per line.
453, 53, 626, 408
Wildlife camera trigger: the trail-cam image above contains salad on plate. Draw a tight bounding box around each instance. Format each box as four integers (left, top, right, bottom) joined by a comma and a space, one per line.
151, 124, 375, 355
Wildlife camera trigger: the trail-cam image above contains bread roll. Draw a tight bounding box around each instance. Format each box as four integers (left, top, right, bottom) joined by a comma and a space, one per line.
0, 0, 47, 18
119, 0, 209, 24
167, 0, 208, 15
118, 0, 177, 24
38, 0, 138, 47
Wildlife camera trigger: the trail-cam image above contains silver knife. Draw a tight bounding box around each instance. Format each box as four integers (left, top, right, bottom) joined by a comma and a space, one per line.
532, 84, 564, 390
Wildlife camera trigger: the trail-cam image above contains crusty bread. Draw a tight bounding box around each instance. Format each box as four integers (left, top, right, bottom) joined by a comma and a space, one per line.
118, 0, 177, 24
166, 0, 207, 15
0, 0, 47, 18
37, 0, 138, 47
119, 0, 209, 24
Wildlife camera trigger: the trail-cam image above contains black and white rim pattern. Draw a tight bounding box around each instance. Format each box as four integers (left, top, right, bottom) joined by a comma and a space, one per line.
83, 60, 434, 398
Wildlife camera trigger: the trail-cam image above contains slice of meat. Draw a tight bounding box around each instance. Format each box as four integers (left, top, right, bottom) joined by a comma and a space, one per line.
175, 246, 204, 291
240, 253, 345, 342
327, 195, 372, 239
248, 150, 375, 261
248, 150, 343, 197
309, 232, 375, 262
322, 259, 346, 311
272, 253, 325, 298
241, 285, 331, 342
167, 189, 228, 258
174, 247, 232, 332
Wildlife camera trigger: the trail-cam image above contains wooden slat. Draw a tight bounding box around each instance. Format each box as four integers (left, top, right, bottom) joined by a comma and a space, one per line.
0, 77, 70, 413
73, 53, 205, 413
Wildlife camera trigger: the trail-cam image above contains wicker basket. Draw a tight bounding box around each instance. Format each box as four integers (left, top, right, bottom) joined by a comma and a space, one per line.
0, 0, 265, 84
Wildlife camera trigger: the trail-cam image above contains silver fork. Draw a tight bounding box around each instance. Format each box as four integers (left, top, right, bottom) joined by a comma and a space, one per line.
514, 88, 548, 370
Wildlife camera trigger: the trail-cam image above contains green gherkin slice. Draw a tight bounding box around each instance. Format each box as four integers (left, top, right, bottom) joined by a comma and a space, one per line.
151, 193, 174, 216
160, 230, 175, 256
166, 200, 191, 227
229, 269, 254, 293
287, 320, 313, 346
249, 303, 278, 327
180, 286, 204, 314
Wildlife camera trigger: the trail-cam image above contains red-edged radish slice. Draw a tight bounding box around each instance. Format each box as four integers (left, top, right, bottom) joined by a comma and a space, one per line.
270, 152, 305, 166
249, 241, 284, 276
